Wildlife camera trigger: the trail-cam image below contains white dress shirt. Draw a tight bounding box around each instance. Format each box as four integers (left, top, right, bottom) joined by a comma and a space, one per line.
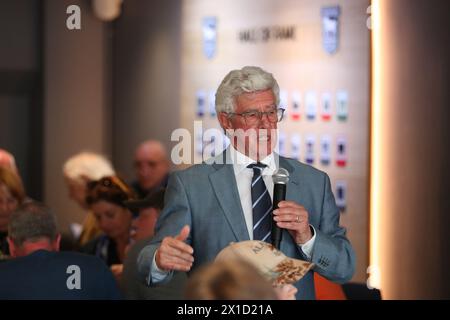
150, 146, 316, 283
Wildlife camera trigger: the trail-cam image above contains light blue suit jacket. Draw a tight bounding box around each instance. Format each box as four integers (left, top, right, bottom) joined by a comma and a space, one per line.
137, 151, 355, 300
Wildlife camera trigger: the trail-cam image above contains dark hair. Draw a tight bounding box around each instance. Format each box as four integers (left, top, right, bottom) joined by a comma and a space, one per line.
123, 188, 165, 212
85, 176, 135, 208
149, 188, 165, 210
8, 201, 58, 247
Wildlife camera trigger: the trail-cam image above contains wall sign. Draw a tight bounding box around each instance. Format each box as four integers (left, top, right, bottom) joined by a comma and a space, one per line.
321, 6, 341, 54
202, 17, 217, 59
305, 91, 317, 120
321, 92, 332, 121
291, 91, 301, 121
239, 25, 296, 43
335, 180, 347, 212
291, 134, 301, 160
320, 135, 332, 166
337, 90, 349, 121
305, 135, 315, 165
196, 90, 206, 117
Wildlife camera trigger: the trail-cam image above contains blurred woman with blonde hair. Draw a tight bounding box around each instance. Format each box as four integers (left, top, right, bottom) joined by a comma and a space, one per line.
0, 167, 26, 258
63, 151, 115, 248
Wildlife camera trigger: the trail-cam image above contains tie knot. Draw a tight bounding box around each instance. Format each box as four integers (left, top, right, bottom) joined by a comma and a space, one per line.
247, 162, 266, 176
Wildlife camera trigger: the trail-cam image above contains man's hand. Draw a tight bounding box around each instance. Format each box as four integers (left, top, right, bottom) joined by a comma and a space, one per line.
155, 225, 194, 272
273, 200, 312, 244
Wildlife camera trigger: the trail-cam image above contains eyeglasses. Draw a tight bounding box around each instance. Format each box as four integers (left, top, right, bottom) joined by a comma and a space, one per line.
227, 107, 285, 126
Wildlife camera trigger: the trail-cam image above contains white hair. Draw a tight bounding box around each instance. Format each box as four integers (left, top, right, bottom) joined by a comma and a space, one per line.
63, 151, 115, 182
215, 66, 280, 114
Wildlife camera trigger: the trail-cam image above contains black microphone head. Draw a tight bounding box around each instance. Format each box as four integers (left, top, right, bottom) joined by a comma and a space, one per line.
272, 168, 289, 184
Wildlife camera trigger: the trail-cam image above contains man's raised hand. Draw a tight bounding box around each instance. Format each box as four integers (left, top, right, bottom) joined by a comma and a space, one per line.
155, 225, 194, 272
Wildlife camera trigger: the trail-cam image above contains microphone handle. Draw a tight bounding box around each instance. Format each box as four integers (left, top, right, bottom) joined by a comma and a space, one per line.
271, 183, 286, 249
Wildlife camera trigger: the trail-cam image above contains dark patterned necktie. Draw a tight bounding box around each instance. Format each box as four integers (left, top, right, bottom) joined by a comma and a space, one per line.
247, 162, 273, 242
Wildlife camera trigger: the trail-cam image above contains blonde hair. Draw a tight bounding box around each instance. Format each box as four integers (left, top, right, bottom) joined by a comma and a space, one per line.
63, 151, 115, 182
0, 167, 25, 204
185, 259, 277, 300
0, 149, 17, 174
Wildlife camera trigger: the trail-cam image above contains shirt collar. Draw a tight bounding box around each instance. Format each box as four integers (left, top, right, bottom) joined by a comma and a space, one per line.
229, 145, 277, 175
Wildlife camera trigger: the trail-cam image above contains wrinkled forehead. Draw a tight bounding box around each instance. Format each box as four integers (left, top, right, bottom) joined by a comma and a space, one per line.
235, 89, 276, 112
135, 143, 167, 162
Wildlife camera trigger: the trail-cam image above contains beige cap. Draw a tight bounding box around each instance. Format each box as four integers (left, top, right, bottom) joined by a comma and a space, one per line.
215, 240, 314, 285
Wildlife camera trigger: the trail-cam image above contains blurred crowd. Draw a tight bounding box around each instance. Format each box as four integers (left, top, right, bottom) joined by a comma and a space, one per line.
0, 142, 346, 300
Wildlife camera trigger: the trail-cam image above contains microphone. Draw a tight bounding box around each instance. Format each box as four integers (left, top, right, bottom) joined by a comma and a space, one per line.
271, 168, 289, 249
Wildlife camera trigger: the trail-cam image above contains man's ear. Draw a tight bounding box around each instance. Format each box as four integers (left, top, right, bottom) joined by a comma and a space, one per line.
6, 237, 17, 257
53, 234, 61, 252
218, 112, 233, 130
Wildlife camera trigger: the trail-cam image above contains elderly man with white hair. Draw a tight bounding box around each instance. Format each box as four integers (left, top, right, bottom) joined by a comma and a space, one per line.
138, 66, 355, 300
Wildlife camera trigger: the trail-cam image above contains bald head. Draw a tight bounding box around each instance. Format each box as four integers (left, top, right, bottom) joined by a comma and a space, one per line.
135, 140, 167, 159
0, 149, 17, 174
134, 140, 169, 192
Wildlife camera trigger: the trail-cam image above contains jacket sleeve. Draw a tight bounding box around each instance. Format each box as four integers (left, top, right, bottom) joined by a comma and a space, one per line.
137, 171, 192, 286
310, 173, 356, 284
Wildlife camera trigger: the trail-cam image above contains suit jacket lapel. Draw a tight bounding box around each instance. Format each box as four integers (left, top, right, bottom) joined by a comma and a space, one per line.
206, 154, 296, 242
209, 162, 250, 242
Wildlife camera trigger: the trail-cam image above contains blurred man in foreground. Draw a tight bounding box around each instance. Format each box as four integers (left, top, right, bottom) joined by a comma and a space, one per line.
0, 201, 121, 299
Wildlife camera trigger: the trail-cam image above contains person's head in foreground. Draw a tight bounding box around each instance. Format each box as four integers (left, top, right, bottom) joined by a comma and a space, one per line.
3, 201, 122, 300
186, 240, 314, 300
216, 66, 285, 161
7, 201, 60, 257
185, 259, 279, 300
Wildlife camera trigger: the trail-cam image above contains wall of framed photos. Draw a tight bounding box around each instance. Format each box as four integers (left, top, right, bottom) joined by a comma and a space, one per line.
180, 0, 371, 282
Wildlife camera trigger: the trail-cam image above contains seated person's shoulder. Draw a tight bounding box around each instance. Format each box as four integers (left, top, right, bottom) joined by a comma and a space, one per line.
126, 238, 151, 260
169, 163, 216, 181
56, 250, 109, 270
0, 250, 111, 280
79, 234, 106, 255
